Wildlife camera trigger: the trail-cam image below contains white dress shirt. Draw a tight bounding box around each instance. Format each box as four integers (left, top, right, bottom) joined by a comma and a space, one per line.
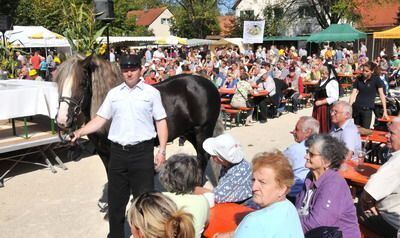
97, 80, 167, 145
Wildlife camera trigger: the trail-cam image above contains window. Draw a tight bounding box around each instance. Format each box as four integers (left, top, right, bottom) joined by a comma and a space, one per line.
298, 5, 315, 18
240, 10, 254, 18
161, 18, 170, 25
304, 23, 312, 34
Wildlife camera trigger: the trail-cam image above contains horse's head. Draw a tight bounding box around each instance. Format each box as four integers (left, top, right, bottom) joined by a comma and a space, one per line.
55, 55, 94, 131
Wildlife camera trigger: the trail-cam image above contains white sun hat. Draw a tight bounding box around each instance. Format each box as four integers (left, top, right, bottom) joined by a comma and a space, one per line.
202, 133, 245, 164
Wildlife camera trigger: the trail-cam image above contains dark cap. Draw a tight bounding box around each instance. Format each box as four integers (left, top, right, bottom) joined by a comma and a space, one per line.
119, 55, 142, 69
289, 66, 296, 72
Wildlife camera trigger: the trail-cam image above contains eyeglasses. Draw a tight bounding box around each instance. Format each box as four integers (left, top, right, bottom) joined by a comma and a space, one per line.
306, 149, 321, 157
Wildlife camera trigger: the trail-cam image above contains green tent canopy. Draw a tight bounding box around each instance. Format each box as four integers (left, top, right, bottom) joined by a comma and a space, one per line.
307, 24, 367, 43
263, 36, 309, 41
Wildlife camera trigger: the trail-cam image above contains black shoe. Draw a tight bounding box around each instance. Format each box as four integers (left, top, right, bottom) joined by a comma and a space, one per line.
259, 120, 267, 124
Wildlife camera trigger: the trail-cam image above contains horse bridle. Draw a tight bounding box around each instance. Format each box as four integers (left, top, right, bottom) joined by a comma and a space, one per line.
56, 77, 91, 143
56, 95, 85, 142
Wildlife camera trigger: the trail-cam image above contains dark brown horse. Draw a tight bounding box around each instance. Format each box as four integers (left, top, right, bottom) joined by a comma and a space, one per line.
55, 55, 222, 176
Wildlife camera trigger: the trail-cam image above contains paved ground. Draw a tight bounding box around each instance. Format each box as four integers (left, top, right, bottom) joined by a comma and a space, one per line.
0, 105, 315, 238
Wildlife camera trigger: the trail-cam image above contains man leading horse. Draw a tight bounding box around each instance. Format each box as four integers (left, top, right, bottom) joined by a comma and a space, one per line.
69, 55, 168, 238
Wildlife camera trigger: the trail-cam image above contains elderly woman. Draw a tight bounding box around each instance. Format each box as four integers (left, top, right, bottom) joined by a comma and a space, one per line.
128, 192, 195, 238
159, 154, 209, 238
312, 65, 339, 133
296, 134, 361, 237
215, 151, 304, 238
230, 73, 255, 126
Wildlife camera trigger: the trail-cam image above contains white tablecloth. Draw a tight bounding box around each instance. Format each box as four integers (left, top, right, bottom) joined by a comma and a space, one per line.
0, 80, 59, 120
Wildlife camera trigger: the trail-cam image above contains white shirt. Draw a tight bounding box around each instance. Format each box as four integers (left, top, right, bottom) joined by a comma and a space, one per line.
258, 75, 276, 96
97, 80, 167, 145
364, 150, 400, 229
153, 50, 165, 59
320, 78, 339, 105
109, 52, 115, 62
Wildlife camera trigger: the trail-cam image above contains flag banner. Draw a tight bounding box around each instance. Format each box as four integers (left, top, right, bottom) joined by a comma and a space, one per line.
243, 21, 265, 43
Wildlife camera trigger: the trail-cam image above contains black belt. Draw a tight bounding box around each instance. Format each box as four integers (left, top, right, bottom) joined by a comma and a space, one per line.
354, 105, 373, 110
111, 140, 153, 151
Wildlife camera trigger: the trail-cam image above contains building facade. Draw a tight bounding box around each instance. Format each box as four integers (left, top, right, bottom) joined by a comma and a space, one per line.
127, 7, 173, 37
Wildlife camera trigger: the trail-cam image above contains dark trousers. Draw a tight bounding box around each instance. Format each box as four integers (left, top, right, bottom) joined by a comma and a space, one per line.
257, 95, 279, 121
353, 105, 373, 129
357, 203, 397, 237
108, 140, 155, 238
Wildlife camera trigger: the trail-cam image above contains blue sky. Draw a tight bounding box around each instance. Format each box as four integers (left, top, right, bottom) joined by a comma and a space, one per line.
219, 0, 235, 15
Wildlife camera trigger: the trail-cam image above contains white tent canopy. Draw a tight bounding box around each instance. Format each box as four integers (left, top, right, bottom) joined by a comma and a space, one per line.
210, 38, 245, 53
2, 26, 71, 48
187, 38, 216, 47
96, 36, 157, 44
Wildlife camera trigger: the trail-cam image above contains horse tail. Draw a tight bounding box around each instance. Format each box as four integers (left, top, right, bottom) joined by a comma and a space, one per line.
213, 115, 224, 137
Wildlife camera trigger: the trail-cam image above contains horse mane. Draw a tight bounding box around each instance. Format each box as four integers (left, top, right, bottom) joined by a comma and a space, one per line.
54, 54, 123, 119
90, 55, 123, 118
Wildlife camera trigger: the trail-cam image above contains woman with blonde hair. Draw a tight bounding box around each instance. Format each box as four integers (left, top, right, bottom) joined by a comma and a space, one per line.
128, 191, 195, 238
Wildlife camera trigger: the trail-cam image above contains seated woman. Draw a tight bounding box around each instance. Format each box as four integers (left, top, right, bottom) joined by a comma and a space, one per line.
215, 151, 304, 238
159, 154, 210, 238
338, 58, 353, 75
230, 73, 254, 126
296, 134, 361, 237
195, 133, 252, 204
127, 191, 195, 238
221, 73, 238, 89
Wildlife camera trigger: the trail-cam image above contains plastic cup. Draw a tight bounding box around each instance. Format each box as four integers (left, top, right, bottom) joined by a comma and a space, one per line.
355, 149, 366, 172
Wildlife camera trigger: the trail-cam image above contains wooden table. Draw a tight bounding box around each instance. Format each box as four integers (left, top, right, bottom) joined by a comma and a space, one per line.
252, 90, 268, 97
377, 115, 398, 123
218, 88, 236, 95
340, 161, 380, 187
361, 130, 388, 144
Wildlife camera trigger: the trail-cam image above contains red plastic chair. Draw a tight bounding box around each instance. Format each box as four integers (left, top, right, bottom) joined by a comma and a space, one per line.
202, 203, 254, 238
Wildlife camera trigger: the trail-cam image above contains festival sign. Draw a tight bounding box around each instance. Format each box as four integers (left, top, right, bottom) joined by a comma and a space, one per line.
243, 21, 265, 44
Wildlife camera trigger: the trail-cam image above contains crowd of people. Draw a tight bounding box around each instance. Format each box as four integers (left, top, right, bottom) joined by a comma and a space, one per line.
105, 42, 397, 131
13, 49, 62, 81
64, 46, 400, 238
36, 41, 398, 238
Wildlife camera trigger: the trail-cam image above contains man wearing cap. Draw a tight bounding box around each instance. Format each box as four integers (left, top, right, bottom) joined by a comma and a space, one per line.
70, 54, 168, 238
195, 133, 252, 204
29, 69, 43, 81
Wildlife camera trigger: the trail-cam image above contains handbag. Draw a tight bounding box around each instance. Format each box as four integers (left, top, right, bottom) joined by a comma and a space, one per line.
245, 98, 256, 108
305, 226, 342, 238
237, 88, 255, 108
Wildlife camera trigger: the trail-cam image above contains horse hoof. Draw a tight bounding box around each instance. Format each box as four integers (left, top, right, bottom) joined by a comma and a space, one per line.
98, 201, 109, 213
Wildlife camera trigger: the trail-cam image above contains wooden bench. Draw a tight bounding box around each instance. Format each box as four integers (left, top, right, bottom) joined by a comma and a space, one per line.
299, 93, 312, 108
341, 83, 353, 95
220, 98, 231, 104
221, 108, 241, 129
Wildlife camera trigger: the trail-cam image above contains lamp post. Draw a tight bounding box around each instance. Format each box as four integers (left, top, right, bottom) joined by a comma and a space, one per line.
94, 0, 115, 60
0, 15, 12, 47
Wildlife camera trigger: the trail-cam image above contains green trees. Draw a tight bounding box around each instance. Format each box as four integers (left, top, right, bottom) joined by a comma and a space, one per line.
60, 0, 107, 54
306, 0, 391, 29
167, 0, 220, 38
111, 0, 161, 36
